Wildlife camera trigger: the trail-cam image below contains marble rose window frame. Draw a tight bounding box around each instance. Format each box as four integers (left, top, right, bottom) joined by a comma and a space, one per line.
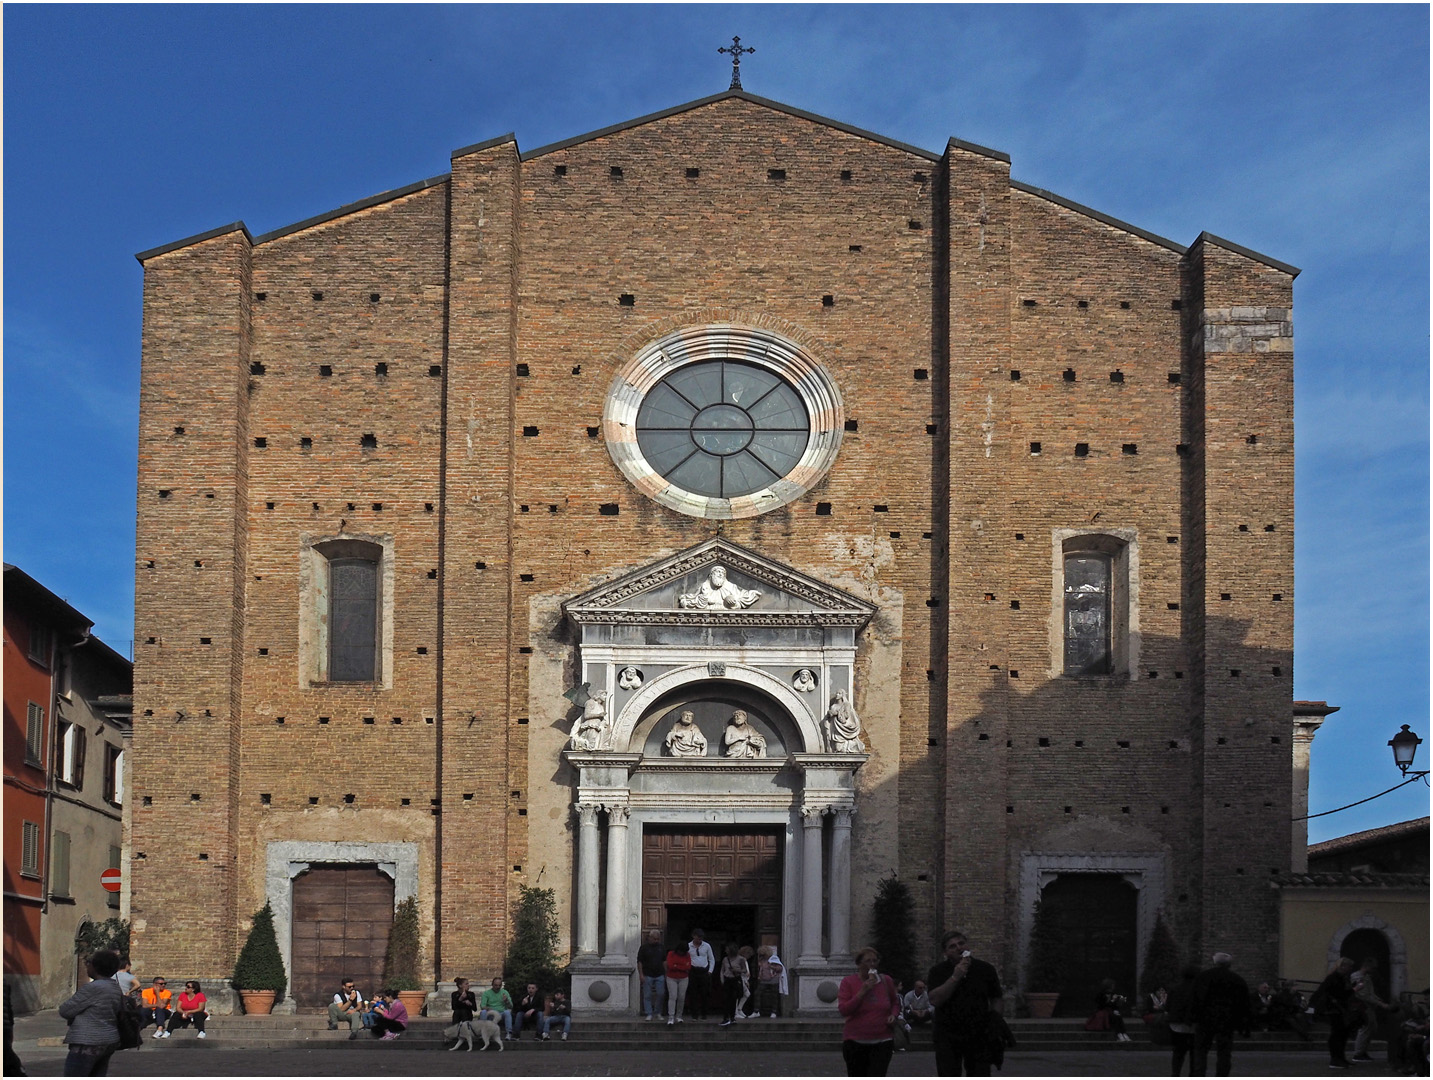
603, 325, 845, 520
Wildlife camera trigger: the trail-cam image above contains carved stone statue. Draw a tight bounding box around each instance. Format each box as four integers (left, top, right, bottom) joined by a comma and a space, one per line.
618, 665, 643, 690
792, 668, 817, 693
664, 710, 708, 757
678, 565, 761, 610
824, 689, 865, 753
570, 690, 611, 752
722, 709, 767, 759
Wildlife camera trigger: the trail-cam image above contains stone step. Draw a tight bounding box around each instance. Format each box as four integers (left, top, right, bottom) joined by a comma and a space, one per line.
131, 1017, 1321, 1054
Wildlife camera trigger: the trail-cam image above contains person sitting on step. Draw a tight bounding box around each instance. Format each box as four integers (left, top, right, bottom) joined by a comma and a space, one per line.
541, 990, 572, 1041
140, 977, 173, 1038
328, 978, 366, 1038
166, 981, 209, 1038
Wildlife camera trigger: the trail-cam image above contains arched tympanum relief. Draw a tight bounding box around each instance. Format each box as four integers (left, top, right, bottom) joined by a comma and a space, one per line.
611, 663, 823, 754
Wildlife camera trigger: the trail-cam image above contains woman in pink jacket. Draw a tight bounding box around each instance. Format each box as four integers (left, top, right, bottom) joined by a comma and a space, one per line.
837, 947, 901, 1076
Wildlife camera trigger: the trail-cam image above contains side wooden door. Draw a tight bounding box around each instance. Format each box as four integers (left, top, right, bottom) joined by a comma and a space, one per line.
290, 865, 394, 1008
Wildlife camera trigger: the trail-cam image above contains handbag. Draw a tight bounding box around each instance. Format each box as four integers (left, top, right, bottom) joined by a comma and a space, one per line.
886, 978, 910, 1051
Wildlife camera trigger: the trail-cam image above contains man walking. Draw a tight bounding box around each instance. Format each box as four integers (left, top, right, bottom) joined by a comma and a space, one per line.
927, 930, 1002, 1076
637, 929, 666, 1020
687, 928, 716, 1021
1190, 952, 1250, 1076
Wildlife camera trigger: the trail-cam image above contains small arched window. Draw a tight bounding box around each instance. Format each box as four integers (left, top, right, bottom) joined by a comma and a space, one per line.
1064, 553, 1113, 675
317, 539, 382, 683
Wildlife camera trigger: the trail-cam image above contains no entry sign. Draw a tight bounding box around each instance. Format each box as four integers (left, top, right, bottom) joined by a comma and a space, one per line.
100, 868, 122, 892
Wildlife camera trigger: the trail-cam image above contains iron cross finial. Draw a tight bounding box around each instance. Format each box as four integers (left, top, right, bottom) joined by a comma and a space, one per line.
718, 36, 754, 90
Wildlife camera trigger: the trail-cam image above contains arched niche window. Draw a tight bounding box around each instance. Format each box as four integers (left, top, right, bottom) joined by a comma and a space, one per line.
1052, 530, 1139, 679
300, 535, 392, 687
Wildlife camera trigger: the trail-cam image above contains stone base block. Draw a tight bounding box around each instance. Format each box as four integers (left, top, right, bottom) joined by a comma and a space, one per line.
792, 962, 841, 1016
570, 962, 634, 1013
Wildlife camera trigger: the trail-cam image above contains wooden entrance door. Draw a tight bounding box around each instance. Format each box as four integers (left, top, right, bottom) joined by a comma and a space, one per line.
641, 828, 782, 947
1041, 873, 1138, 1017
290, 864, 394, 1008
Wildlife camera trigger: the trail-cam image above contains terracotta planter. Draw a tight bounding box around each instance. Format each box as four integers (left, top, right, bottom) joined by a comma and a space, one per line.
238, 989, 277, 1015
1025, 992, 1059, 1019
396, 990, 427, 1018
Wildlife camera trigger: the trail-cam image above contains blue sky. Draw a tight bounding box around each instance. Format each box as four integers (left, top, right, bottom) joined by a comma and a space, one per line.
4, 5, 1428, 842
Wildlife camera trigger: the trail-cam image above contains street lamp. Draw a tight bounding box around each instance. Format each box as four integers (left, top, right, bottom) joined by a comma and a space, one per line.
1388, 725, 1428, 778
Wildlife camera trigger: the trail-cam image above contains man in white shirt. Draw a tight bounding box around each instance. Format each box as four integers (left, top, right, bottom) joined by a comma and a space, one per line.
687, 929, 716, 1021
903, 979, 933, 1025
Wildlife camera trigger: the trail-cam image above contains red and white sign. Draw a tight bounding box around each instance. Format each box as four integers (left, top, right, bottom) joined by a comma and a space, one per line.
100, 868, 123, 893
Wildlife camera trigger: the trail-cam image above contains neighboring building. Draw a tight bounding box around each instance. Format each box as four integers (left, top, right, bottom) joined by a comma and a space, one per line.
130, 88, 1299, 1016
3, 565, 132, 1011
1279, 817, 1429, 1001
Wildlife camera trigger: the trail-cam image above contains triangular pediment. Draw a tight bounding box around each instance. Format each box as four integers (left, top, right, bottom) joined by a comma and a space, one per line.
564, 538, 876, 628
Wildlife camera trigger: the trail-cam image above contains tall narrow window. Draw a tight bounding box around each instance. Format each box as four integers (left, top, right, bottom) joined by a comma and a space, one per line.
21, 821, 41, 877
28, 623, 51, 668
1064, 553, 1113, 675
107, 845, 122, 908
319, 540, 382, 682
104, 745, 124, 805
25, 703, 45, 765
50, 830, 71, 898
57, 721, 86, 788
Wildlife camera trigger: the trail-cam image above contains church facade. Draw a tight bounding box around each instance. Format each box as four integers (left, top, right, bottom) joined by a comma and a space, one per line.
130, 90, 1297, 1014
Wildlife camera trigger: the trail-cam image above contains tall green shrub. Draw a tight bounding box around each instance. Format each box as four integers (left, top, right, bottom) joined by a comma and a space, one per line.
871, 875, 918, 987
1138, 909, 1182, 1001
505, 883, 565, 990
383, 897, 422, 992
233, 902, 287, 995
1026, 898, 1062, 992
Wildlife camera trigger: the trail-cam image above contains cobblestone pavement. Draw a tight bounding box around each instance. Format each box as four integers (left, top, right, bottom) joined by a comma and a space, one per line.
15, 1042, 1355, 1077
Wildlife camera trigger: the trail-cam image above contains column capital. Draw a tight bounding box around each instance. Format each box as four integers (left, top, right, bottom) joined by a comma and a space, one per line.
833, 807, 856, 827
801, 804, 831, 822
574, 801, 602, 827
604, 804, 631, 826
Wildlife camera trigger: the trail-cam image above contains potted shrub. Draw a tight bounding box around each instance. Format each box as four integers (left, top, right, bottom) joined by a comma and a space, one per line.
233, 902, 286, 1014
384, 897, 426, 1016
1025, 898, 1062, 1019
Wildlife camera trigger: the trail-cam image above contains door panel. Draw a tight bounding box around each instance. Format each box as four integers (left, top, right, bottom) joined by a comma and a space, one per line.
290, 865, 394, 1008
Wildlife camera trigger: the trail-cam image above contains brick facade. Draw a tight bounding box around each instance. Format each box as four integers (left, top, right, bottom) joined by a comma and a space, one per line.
130, 91, 1297, 1005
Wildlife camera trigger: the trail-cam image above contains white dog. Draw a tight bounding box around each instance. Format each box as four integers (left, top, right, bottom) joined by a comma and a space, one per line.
443, 1018, 504, 1051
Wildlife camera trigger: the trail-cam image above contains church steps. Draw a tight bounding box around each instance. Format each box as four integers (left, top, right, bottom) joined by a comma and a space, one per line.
126, 1016, 1324, 1053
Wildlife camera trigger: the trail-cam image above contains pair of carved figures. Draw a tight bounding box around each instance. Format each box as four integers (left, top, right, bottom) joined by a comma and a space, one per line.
664, 709, 767, 758
573, 691, 865, 755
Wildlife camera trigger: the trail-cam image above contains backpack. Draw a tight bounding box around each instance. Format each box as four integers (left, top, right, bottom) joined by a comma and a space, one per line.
117, 994, 144, 1050
758, 959, 775, 982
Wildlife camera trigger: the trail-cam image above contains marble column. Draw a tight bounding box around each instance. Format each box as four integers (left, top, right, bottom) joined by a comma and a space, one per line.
829, 807, 854, 960
800, 806, 826, 962
575, 802, 601, 957
601, 805, 630, 963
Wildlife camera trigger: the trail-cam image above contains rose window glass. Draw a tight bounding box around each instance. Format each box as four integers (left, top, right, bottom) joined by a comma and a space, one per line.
634, 360, 811, 499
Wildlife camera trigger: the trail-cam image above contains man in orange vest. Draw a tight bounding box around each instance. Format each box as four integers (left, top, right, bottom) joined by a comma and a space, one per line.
140, 976, 174, 1037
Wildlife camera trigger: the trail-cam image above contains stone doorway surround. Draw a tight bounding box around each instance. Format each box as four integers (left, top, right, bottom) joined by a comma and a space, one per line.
263, 841, 418, 1014
560, 538, 876, 1015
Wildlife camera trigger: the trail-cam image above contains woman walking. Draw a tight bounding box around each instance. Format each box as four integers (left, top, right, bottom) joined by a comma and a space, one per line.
58, 950, 123, 1076
837, 946, 900, 1077
719, 943, 748, 1027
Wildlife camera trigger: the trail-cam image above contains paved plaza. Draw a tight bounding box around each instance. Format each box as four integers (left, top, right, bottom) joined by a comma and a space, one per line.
11, 1007, 1388, 1078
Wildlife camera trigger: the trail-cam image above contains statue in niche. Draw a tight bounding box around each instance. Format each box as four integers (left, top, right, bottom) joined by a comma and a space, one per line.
664, 710, 708, 757
792, 668, 817, 693
824, 689, 865, 753
618, 665, 643, 691
678, 565, 762, 610
723, 709, 767, 759
570, 690, 611, 752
